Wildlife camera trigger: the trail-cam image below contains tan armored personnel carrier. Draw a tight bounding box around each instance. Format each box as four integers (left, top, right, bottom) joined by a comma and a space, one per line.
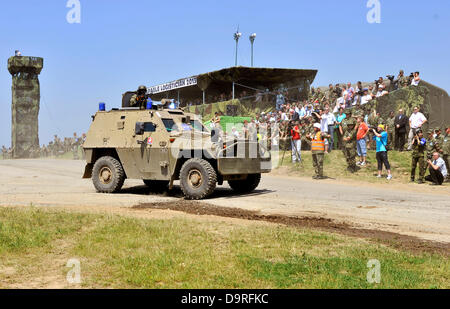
82, 100, 271, 200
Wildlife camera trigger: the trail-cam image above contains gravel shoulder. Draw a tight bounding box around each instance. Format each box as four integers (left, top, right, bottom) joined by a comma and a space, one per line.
1, 159, 449, 243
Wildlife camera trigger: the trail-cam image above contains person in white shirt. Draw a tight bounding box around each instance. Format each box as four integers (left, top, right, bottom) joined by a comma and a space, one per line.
407, 106, 428, 150
411, 72, 421, 86
425, 152, 448, 185
323, 107, 336, 151
360, 89, 373, 105
376, 85, 389, 97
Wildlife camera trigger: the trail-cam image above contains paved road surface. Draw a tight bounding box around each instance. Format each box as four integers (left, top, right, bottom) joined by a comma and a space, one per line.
1, 159, 449, 243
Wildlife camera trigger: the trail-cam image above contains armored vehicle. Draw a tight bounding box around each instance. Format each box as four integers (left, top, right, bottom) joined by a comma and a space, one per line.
82, 101, 271, 200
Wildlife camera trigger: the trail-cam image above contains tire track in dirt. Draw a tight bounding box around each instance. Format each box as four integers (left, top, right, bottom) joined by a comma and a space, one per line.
134, 201, 450, 257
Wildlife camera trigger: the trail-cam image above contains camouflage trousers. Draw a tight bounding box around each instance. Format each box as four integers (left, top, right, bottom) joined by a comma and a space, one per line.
411, 155, 425, 181
343, 146, 357, 171
312, 152, 324, 177
72, 146, 79, 160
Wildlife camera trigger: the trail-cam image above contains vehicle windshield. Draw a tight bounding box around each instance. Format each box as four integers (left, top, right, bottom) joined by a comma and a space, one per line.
162, 118, 208, 133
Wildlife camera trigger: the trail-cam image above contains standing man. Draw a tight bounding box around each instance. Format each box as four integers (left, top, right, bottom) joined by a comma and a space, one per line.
307, 123, 330, 180
72, 132, 79, 160
395, 70, 409, 89
341, 118, 358, 173
408, 107, 427, 150
425, 152, 448, 186
386, 111, 395, 150
276, 91, 285, 111
443, 125, 450, 182
290, 120, 302, 163
323, 107, 336, 152
394, 109, 408, 151
410, 129, 427, 184
335, 108, 346, 150
356, 116, 369, 166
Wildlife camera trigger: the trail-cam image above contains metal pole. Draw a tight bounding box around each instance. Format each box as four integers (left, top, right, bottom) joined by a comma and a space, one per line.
202, 91, 205, 104
235, 40, 238, 67
251, 42, 253, 67
232, 82, 235, 100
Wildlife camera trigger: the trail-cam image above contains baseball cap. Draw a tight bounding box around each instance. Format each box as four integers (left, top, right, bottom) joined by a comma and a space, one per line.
313, 123, 321, 129
378, 124, 385, 130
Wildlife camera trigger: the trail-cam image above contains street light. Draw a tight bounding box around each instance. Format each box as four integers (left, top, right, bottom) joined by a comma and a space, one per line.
249, 33, 256, 67
233, 28, 242, 67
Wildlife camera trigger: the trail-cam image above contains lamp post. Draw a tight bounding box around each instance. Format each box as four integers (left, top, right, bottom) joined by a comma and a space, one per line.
233, 29, 242, 67
249, 33, 256, 67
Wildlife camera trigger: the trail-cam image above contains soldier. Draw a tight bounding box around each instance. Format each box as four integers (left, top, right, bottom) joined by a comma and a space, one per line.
1, 146, 7, 160
72, 132, 80, 160
396, 70, 409, 89
386, 111, 395, 150
130, 85, 148, 109
307, 123, 330, 180
443, 125, 450, 182
341, 118, 358, 173
423, 129, 436, 175
339, 108, 353, 153
410, 129, 427, 184
327, 84, 336, 105
434, 127, 444, 154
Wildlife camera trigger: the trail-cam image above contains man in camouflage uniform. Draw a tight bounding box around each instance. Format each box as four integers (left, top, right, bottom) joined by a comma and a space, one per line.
386, 111, 395, 150
72, 132, 80, 160
434, 128, 444, 154
341, 118, 358, 173
327, 84, 336, 105
396, 70, 409, 89
1, 146, 7, 160
423, 129, 437, 176
130, 85, 148, 109
410, 129, 427, 184
443, 125, 450, 182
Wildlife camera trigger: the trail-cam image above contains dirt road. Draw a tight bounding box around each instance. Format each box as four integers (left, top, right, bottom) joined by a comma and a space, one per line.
1, 159, 449, 243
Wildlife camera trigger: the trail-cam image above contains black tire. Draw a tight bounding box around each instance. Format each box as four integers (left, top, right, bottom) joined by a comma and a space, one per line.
92, 156, 125, 193
179, 158, 217, 200
143, 180, 169, 192
228, 174, 261, 193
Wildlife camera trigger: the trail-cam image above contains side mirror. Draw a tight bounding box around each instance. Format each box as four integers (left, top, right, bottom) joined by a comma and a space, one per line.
211, 129, 219, 143
135, 122, 145, 135
182, 116, 191, 124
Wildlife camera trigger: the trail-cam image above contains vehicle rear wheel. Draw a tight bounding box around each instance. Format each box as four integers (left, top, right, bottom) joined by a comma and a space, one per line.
180, 158, 217, 200
143, 180, 169, 192
92, 156, 125, 193
228, 174, 261, 193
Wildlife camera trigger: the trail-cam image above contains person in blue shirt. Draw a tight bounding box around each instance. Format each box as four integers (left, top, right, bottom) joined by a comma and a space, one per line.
335, 108, 346, 150
372, 124, 393, 180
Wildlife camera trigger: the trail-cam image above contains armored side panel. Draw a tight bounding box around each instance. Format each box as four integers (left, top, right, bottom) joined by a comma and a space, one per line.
8, 56, 44, 159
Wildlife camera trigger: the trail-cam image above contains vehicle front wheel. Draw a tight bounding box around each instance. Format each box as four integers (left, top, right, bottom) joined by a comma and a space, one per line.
92, 156, 125, 193
180, 158, 217, 200
228, 174, 261, 193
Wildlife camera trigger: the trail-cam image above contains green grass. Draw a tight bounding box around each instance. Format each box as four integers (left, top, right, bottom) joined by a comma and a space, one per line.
0, 208, 448, 289
275, 149, 442, 184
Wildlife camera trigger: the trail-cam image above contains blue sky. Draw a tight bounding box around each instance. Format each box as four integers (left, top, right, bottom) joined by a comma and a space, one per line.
1, 0, 449, 146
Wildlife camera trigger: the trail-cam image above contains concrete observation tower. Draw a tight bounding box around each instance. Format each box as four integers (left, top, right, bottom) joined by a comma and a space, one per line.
7, 54, 44, 158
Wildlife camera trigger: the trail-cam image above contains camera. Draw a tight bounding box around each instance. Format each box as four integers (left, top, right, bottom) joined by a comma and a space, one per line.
386, 75, 395, 81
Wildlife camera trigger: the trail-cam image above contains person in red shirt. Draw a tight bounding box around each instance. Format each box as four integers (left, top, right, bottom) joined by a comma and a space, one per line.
356, 116, 369, 166
291, 120, 302, 163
